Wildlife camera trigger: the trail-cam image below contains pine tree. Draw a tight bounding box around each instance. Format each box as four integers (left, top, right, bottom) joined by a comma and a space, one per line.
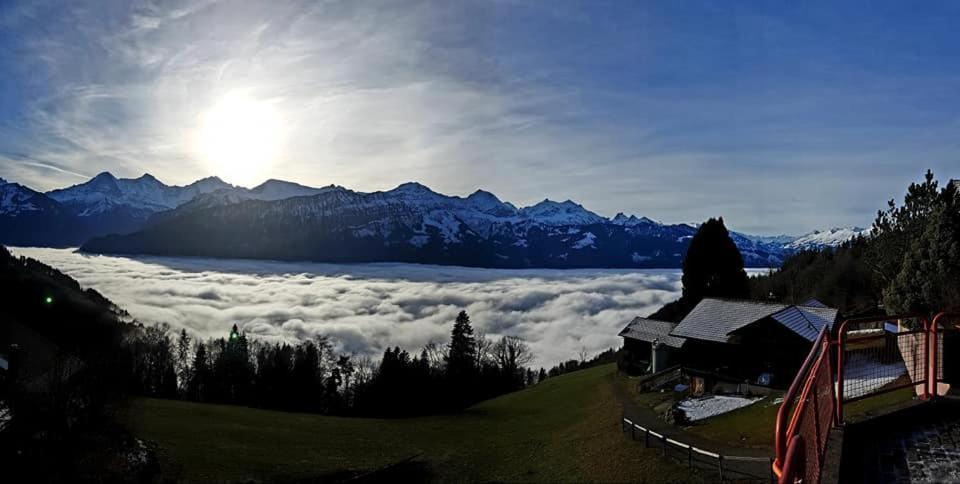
681, 217, 750, 302
189, 342, 209, 402
882, 177, 960, 313
869, 170, 942, 288
651, 217, 749, 321
446, 310, 477, 379
175, 329, 191, 397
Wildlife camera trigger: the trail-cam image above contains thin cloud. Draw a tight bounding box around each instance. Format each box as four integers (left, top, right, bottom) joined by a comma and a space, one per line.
12, 247, 683, 367
2, 1, 956, 233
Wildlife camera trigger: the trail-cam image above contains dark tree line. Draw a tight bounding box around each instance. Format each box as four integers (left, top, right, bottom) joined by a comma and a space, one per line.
125, 311, 541, 416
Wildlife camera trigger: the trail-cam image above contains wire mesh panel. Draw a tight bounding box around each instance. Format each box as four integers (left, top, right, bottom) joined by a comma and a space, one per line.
839, 315, 928, 404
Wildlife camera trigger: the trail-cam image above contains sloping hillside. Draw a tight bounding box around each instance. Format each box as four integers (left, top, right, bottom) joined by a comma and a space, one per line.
124, 364, 698, 482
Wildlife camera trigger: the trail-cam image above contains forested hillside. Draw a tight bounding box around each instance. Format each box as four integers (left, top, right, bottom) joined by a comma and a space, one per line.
751, 171, 960, 316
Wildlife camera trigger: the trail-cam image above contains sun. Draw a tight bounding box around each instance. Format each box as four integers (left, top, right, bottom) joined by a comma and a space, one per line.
197, 91, 284, 187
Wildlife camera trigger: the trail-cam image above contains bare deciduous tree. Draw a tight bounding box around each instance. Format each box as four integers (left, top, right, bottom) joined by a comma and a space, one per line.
475, 330, 494, 367
493, 335, 533, 377
422, 341, 447, 371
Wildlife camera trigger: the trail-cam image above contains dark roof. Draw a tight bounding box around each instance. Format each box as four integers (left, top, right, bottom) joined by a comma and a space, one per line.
800, 298, 829, 309
764, 305, 837, 342
670, 298, 838, 344
619, 317, 686, 348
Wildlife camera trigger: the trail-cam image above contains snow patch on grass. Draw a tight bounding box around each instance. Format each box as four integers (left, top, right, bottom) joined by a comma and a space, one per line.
842, 353, 908, 399
678, 395, 763, 421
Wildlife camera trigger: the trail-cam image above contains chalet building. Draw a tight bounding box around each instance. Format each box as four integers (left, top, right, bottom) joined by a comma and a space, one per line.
618, 317, 685, 373
669, 298, 838, 387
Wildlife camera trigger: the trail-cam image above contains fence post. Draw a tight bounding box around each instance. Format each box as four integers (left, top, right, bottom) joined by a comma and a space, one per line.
644, 429, 649, 448
718, 455, 724, 481
688, 446, 692, 467
662, 435, 667, 456
631, 424, 636, 440
930, 313, 942, 401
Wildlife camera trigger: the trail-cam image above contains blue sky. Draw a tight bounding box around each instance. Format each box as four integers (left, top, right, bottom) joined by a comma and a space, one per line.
1, 0, 958, 234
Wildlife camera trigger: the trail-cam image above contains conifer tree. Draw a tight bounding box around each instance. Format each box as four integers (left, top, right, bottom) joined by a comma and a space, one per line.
188, 342, 209, 402
446, 310, 477, 379
651, 217, 749, 321
175, 329, 191, 396
880, 174, 960, 313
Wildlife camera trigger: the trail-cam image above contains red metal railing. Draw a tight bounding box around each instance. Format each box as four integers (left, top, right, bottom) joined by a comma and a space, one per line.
932, 311, 960, 395
774, 311, 960, 483
773, 328, 833, 483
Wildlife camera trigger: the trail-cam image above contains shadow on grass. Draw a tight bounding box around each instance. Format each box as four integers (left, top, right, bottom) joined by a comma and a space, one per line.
281, 459, 434, 483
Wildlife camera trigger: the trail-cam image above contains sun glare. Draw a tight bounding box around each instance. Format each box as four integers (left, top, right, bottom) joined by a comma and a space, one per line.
198, 91, 284, 187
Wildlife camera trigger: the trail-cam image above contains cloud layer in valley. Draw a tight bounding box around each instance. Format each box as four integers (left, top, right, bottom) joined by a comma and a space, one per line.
14, 247, 687, 367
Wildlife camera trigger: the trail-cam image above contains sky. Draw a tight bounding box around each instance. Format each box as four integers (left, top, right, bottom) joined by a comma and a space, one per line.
1, 0, 959, 234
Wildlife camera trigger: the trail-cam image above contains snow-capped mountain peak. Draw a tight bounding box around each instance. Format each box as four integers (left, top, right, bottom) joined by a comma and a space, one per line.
611, 212, 656, 227
0, 179, 59, 215
465, 189, 518, 217
519, 199, 605, 226
786, 227, 869, 250
248, 179, 330, 201
388, 181, 442, 197
47, 172, 234, 216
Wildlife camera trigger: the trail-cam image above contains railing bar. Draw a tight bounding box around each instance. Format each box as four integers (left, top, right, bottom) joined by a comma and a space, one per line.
691, 447, 720, 458
724, 456, 773, 462
841, 382, 923, 404
666, 437, 689, 449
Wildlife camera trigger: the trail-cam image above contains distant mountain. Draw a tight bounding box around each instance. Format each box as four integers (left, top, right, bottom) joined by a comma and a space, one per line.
0, 173, 350, 247
81, 181, 788, 268
2, 172, 864, 267
0, 178, 84, 246
46, 172, 235, 236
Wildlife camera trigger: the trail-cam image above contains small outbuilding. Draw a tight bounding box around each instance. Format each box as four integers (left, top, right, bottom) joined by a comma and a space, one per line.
618, 317, 686, 373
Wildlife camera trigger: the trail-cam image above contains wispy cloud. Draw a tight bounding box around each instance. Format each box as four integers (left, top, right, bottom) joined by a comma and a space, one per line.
12, 247, 683, 367
1, 1, 958, 233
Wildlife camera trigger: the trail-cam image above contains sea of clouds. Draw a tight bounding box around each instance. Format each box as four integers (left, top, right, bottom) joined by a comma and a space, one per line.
13, 247, 688, 367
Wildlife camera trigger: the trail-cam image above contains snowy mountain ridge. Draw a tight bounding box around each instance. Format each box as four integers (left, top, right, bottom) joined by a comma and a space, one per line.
1, 171, 868, 265
47, 172, 235, 216
785, 227, 870, 250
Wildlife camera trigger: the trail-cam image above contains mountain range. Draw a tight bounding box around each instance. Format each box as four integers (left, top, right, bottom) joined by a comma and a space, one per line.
0, 173, 868, 268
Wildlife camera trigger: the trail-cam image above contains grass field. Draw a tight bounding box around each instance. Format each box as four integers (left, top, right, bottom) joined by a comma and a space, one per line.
123, 364, 700, 482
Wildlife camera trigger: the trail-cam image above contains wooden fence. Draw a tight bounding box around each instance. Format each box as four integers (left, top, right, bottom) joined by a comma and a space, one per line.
621, 416, 774, 482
